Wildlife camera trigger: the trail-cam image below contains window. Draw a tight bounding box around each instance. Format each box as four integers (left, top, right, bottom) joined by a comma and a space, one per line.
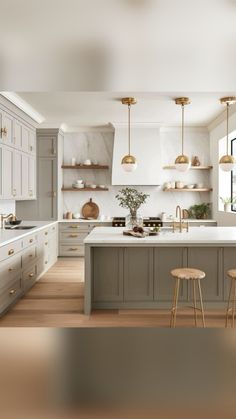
231, 138, 236, 211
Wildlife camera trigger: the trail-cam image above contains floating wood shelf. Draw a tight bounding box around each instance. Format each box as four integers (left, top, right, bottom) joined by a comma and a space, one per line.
62, 187, 109, 192
62, 164, 109, 169
163, 165, 213, 170
163, 188, 212, 192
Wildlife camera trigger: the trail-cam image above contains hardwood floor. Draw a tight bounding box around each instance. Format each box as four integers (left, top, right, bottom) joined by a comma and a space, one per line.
0, 257, 228, 327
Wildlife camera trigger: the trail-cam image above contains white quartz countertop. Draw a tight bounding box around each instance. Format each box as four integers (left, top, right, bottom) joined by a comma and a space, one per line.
84, 226, 236, 245
0, 220, 58, 247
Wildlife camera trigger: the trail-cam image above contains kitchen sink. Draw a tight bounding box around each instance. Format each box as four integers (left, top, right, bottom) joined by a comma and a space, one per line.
5, 226, 36, 230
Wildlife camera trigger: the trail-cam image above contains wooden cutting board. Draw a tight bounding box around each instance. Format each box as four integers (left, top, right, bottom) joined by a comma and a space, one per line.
81, 198, 99, 219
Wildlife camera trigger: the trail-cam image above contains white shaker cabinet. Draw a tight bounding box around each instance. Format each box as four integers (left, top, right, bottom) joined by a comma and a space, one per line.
28, 154, 36, 199
22, 124, 30, 153
13, 150, 22, 199
14, 119, 22, 150
2, 111, 14, 147
2, 146, 14, 199
0, 145, 3, 198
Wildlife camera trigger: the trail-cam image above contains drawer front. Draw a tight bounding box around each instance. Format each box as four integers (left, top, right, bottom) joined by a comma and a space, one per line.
22, 245, 37, 268
60, 231, 88, 243
50, 224, 57, 234
59, 223, 90, 233
22, 234, 37, 249
0, 254, 22, 289
22, 264, 37, 291
0, 240, 22, 262
59, 244, 84, 257
0, 277, 22, 314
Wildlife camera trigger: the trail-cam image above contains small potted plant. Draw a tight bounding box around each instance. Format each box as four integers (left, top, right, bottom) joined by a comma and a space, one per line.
188, 203, 211, 219
116, 187, 149, 228
220, 197, 236, 212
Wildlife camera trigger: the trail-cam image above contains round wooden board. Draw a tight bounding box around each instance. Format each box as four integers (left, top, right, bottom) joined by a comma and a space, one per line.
81, 198, 99, 219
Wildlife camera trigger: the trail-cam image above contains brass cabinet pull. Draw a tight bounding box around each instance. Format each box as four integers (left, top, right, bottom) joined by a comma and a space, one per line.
29, 254, 33, 258
45, 241, 48, 245
8, 267, 16, 272
12, 188, 16, 196
69, 225, 79, 229
30, 145, 33, 151
8, 249, 14, 255
45, 231, 48, 235
9, 289, 16, 295
69, 234, 78, 238
28, 272, 34, 278
29, 239, 33, 243
1, 127, 7, 136
69, 247, 78, 251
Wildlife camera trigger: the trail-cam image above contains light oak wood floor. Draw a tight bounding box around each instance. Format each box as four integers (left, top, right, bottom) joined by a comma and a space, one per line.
0, 257, 228, 327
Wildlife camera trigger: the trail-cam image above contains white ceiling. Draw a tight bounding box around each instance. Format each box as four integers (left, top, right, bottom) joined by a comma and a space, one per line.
16, 92, 236, 129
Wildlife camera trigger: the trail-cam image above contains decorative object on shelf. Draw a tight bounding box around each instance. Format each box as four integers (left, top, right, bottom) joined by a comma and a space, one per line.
121, 97, 137, 172
66, 211, 73, 219
115, 187, 149, 229
84, 159, 92, 166
163, 182, 172, 190
82, 198, 99, 219
188, 203, 211, 219
220, 196, 236, 212
182, 209, 189, 219
72, 183, 84, 189
186, 184, 195, 189
219, 97, 236, 171
174, 97, 191, 172
192, 155, 201, 166
71, 157, 76, 166
73, 213, 81, 219
175, 181, 185, 189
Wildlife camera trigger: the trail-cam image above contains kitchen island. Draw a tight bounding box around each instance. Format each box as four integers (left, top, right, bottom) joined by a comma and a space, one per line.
84, 226, 236, 314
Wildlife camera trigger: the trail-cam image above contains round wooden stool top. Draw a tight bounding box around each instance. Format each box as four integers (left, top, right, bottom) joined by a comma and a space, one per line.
227, 269, 236, 279
171, 268, 205, 280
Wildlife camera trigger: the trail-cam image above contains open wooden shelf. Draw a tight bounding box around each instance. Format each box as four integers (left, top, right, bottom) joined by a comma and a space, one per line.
62, 187, 109, 192
62, 164, 109, 169
163, 165, 213, 170
163, 188, 212, 192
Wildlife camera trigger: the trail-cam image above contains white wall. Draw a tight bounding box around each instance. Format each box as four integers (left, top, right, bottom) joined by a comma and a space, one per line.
0, 200, 16, 215
209, 111, 236, 226
62, 127, 210, 218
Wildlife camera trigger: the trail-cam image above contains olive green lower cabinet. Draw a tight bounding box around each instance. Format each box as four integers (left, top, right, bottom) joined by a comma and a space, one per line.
85, 245, 236, 314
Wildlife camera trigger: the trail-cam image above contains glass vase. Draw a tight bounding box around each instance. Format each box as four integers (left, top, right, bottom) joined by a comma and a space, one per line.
125, 211, 143, 229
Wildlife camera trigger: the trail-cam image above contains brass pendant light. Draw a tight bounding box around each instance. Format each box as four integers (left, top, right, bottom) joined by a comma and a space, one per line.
174, 97, 191, 172
219, 97, 236, 172
121, 97, 137, 172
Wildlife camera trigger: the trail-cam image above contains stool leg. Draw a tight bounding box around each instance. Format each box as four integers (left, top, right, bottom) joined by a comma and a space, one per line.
197, 279, 205, 328
170, 278, 177, 327
225, 278, 233, 328
170, 277, 180, 328
193, 280, 198, 327
232, 280, 236, 328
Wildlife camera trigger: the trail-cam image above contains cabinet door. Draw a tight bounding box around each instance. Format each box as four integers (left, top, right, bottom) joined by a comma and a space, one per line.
28, 155, 36, 199
29, 130, 36, 154
154, 247, 187, 302
0, 109, 3, 143
38, 158, 57, 219
21, 153, 29, 198
13, 150, 22, 199
0, 145, 3, 198
38, 136, 57, 157
14, 120, 22, 150
93, 247, 123, 302
22, 125, 30, 153
124, 248, 153, 301
2, 146, 13, 199
187, 247, 223, 301
2, 112, 14, 147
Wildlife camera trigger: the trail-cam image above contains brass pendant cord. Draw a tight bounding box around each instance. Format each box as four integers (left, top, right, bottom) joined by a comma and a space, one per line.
128, 103, 131, 156
181, 104, 184, 155
226, 102, 229, 156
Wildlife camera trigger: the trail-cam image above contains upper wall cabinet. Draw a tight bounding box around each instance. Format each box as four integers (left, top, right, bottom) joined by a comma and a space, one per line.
0, 96, 37, 201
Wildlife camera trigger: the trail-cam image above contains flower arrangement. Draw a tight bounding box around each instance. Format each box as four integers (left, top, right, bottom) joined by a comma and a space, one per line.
116, 188, 149, 216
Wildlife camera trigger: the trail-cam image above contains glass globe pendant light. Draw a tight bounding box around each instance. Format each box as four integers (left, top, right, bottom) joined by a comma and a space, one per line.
219, 97, 236, 172
174, 97, 191, 172
121, 97, 137, 172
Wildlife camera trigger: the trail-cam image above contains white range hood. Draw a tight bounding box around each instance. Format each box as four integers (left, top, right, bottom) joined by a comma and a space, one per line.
111, 123, 162, 185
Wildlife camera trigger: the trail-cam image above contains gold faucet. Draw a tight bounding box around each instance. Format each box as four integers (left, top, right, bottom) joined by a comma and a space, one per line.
0, 213, 15, 229
172, 206, 189, 233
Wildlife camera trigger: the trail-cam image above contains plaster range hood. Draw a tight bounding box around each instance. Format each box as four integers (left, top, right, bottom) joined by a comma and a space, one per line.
111, 123, 162, 185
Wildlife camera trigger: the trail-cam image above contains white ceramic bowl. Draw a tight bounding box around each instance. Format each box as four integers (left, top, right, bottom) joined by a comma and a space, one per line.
186, 184, 195, 189
91, 184, 97, 189
99, 185, 106, 189
75, 179, 83, 184
73, 183, 84, 189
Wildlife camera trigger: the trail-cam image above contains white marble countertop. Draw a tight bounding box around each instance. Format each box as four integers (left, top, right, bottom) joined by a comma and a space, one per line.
0, 220, 58, 247
162, 219, 217, 224
59, 218, 112, 223
84, 226, 236, 245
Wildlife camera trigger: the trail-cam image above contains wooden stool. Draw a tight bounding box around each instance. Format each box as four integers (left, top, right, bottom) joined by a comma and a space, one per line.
170, 268, 206, 328
225, 269, 236, 327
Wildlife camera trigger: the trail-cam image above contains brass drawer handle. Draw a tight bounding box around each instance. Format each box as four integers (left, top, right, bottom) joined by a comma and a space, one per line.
9, 267, 16, 272
9, 289, 16, 295
69, 247, 78, 251
45, 241, 48, 245
45, 231, 48, 235
1, 127, 7, 136
8, 249, 14, 255
69, 234, 78, 238
29, 254, 33, 258
29, 239, 33, 243
69, 226, 79, 229
28, 272, 35, 278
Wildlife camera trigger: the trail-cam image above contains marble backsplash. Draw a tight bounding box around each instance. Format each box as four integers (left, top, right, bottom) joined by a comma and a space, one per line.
62, 128, 212, 218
